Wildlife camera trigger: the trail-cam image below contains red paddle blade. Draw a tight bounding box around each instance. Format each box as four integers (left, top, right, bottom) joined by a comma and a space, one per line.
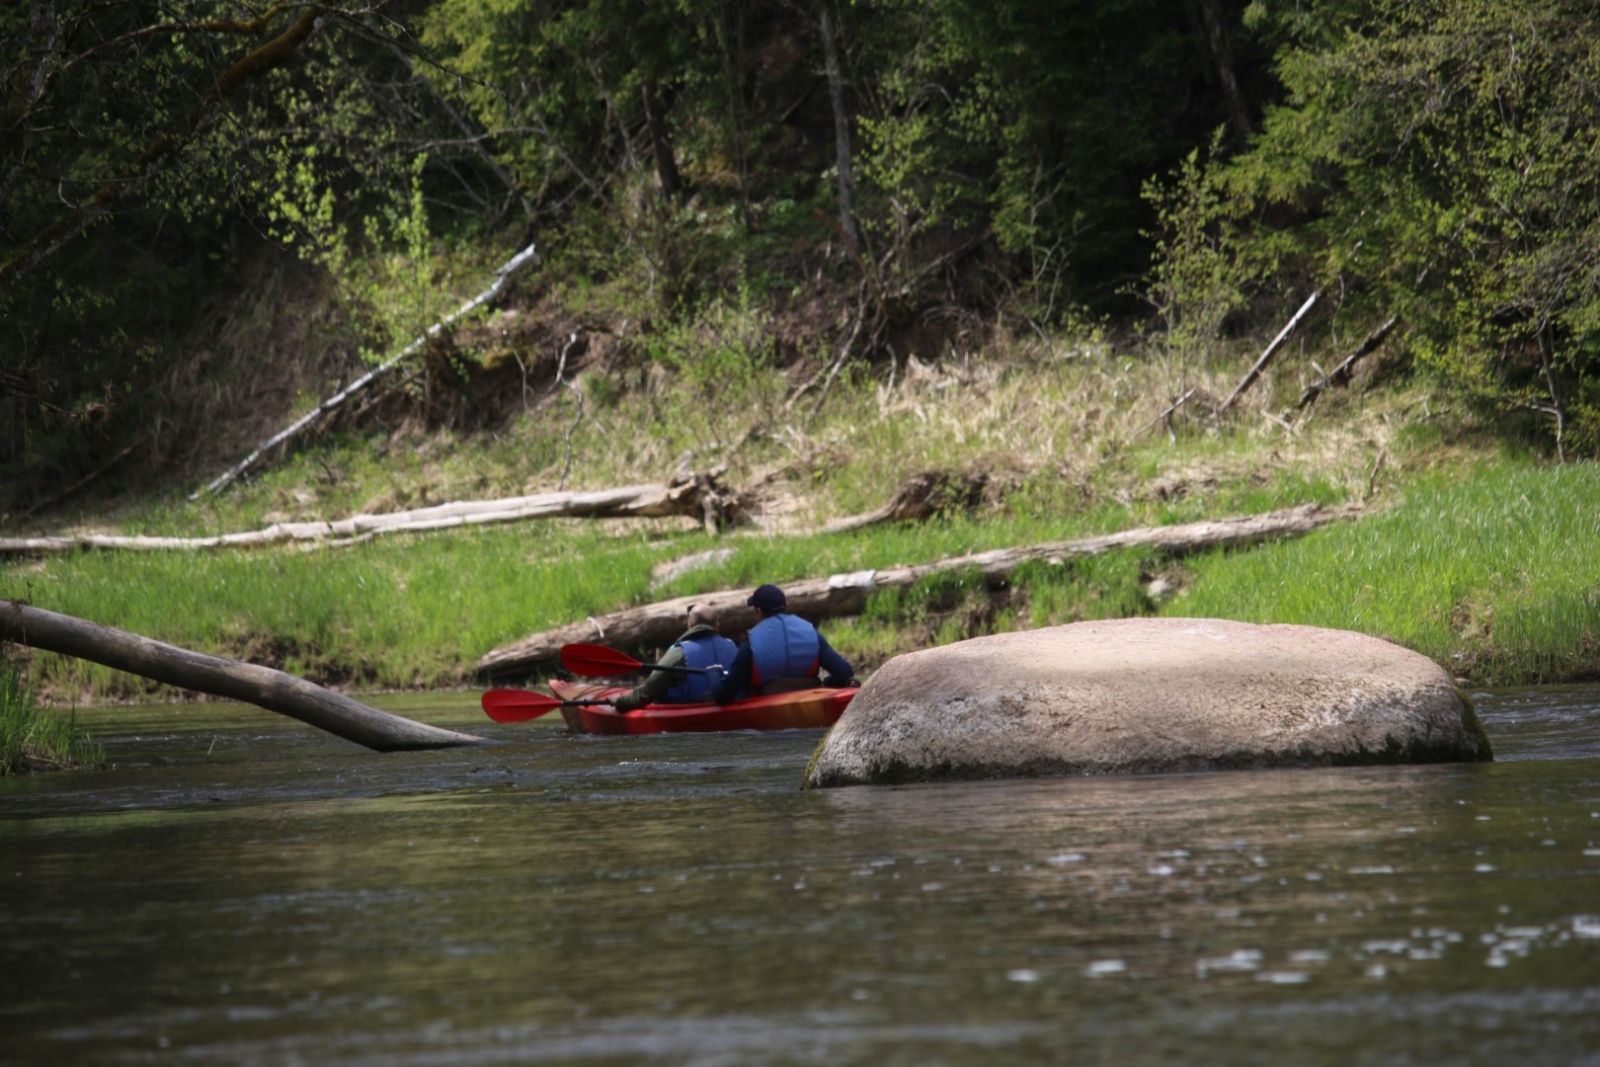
481, 689, 563, 723
560, 642, 645, 676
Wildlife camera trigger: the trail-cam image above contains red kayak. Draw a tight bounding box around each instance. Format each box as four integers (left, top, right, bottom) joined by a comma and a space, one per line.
548, 678, 856, 735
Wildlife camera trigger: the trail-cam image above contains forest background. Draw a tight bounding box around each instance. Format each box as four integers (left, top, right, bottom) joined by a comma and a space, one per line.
3, 0, 1600, 708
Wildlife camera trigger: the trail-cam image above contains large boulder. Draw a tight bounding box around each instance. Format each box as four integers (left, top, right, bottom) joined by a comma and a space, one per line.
805, 618, 1492, 788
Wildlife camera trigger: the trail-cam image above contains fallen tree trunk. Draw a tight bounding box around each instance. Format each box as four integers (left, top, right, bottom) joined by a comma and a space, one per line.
192, 242, 541, 499
477, 502, 1362, 680
1, 471, 741, 556
1, 600, 491, 751
1296, 316, 1400, 411
822, 470, 989, 534
1218, 290, 1321, 413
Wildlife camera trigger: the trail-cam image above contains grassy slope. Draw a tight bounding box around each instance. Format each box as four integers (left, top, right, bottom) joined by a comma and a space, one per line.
1170, 459, 1600, 685
3, 310, 1595, 699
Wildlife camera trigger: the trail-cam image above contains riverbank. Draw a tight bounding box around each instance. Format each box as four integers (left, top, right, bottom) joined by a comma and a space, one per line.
2, 335, 1594, 701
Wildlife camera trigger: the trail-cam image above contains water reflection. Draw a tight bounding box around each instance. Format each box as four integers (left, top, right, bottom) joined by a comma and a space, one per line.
2, 687, 1598, 1065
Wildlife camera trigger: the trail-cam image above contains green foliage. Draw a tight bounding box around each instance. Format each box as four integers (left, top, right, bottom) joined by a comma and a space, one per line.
643, 282, 777, 394
1136, 131, 1267, 389
1, 657, 103, 775
1225, 0, 1600, 456
851, 0, 1247, 313
0, 2, 504, 509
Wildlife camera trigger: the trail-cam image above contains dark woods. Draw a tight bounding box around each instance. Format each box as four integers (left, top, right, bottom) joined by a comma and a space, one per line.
3, 0, 1597, 518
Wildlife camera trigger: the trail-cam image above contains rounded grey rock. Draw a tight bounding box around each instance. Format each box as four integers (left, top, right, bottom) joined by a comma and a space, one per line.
805, 618, 1492, 788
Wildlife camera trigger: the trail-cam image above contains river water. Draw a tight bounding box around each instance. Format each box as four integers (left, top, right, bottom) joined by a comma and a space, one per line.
3, 686, 1599, 1066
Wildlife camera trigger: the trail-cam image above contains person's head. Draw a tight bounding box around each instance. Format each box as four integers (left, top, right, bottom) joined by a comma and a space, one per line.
687, 603, 719, 629
746, 583, 787, 618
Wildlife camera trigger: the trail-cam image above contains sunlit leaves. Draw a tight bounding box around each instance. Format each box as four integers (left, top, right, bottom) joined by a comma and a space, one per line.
1228, 0, 1600, 453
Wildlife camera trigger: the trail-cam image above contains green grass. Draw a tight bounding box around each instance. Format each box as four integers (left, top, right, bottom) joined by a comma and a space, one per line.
1, 658, 104, 775
1166, 461, 1600, 684
6, 334, 1589, 698
2, 460, 1344, 699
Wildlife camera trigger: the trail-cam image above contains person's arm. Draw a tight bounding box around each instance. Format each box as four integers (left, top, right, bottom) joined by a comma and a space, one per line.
815, 632, 856, 687
613, 644, 685, 712
711, 644, 753, 705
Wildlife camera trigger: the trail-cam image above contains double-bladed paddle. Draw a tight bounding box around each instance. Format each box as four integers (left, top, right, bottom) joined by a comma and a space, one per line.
560, 642, 710, 677
480, 688, 613, 723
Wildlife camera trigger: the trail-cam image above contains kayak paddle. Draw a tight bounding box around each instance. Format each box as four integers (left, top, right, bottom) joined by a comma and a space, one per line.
560, 642, 709, 677
481, 688, 613, 723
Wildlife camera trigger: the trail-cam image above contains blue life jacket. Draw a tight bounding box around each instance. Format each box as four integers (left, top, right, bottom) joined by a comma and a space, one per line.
666, 632, 740, 703
747, 614, 820, 691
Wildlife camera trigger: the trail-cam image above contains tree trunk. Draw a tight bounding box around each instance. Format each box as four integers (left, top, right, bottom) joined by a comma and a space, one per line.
1193, 0, 1252, 149
2, 471, 743, 556
1, 601, 491, 751
640, 78, 683, 203
818, 0, 860, 251
477, 503, 1361, 680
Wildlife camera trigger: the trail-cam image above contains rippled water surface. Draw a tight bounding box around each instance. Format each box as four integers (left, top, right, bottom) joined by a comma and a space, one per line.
3, 687, 1600, 1066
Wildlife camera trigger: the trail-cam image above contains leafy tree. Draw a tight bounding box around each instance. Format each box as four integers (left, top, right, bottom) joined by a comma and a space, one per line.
846, 0, 1268, 321
1227, 0, 1600, 456
0, 1, 507, 505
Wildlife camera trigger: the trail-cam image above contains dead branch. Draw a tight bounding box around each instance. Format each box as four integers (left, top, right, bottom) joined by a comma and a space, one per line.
476, 502, 1363, 680
1295, 317, 1400, 411
1218, 290, 1321, 413
191, 243, 541, 499
822, 470, 989, 533
1, 600, 489, 751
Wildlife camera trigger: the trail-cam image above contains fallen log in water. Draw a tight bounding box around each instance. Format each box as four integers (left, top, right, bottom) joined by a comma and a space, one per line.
1, 600, 491, 751
476, 502, 1362, 680
0, 471, 742, 556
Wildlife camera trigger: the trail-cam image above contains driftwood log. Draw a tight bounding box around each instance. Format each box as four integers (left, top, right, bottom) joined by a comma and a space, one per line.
477, 502, 1361, 680
822, 470, 989, 534
1, 600, 491, 751
1, 471, 742, 556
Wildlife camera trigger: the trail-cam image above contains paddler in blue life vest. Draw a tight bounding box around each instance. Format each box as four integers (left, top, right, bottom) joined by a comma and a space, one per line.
612, 603, 739, 713
710, 583, 857, 703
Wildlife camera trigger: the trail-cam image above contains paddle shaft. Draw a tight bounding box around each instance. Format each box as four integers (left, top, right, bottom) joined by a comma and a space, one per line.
560, 642, 713, 677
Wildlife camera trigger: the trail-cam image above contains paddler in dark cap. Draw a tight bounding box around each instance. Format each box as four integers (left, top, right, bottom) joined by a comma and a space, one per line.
710, 584, 857, 703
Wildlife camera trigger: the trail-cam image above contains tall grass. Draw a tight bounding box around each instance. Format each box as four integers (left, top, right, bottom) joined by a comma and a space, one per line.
1167, 462, 1600, 684
7, 328, 1563, 697
1, 658, 104, 774
109, 327, 1404, 544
